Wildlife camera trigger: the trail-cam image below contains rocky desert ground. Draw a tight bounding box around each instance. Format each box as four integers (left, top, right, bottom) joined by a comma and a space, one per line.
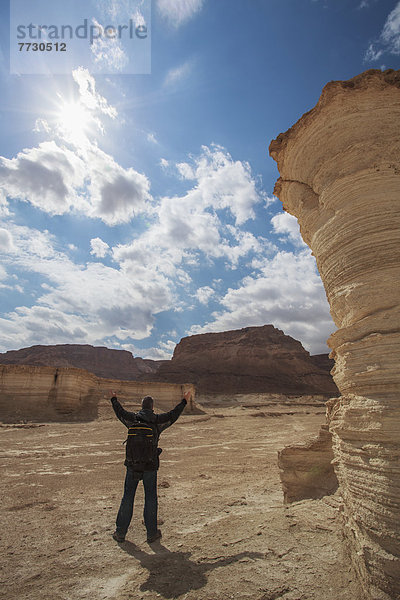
0, 396, 364, 600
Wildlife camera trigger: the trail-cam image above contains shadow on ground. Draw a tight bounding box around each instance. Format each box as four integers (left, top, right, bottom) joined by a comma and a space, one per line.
121, 540, 264, 597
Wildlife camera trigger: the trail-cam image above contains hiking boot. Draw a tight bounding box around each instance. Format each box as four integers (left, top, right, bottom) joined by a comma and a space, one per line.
112, 531, 125, 543
147, 529, 162, 543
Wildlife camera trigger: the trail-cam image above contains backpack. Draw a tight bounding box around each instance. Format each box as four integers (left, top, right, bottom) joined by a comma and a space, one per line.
125, 419, 159, 473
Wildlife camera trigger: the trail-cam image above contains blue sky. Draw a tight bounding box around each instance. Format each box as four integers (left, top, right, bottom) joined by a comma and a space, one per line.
0, 0, 399, 359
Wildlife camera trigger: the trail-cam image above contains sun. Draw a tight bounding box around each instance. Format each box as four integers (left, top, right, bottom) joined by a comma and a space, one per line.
57, 101, 91, 144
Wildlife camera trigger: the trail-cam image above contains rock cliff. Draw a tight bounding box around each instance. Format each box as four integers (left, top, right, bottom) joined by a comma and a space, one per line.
0, 344, 160, 380
270, 69, 400, 600
278, 425, 338, 503
0, 329, 337, 396
149, 325, 338, 395
0, 364, 197, 423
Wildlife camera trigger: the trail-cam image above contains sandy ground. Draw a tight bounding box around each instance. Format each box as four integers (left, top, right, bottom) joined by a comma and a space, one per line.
0, 401, 364, 600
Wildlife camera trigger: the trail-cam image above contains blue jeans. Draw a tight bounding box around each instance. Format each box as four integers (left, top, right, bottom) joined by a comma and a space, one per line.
116, 468, 158, 537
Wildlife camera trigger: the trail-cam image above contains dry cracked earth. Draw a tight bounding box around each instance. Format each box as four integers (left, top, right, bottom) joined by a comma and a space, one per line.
0, 399, 364, 600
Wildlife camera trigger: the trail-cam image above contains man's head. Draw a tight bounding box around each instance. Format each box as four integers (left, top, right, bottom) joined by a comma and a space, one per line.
141, 395, 154, 410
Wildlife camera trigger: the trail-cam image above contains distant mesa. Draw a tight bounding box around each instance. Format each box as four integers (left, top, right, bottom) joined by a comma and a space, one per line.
0, 344, 162, 381
0, 325, 338, 396
149, 325, 337, 395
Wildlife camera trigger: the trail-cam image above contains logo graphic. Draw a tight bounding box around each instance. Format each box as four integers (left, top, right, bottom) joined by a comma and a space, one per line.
10, 0, 151, 75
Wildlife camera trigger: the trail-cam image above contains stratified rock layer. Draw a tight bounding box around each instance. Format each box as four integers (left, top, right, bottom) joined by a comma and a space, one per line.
0, 364, 197, 422
150, 325, 338, 396
278, 425, 338, 503
0, 332, 337, 396
0, 344, 160, 380
270, 69, 400, 599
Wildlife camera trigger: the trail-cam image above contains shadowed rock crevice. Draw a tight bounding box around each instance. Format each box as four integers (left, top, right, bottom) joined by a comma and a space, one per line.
278, 425, 338, 503
270, 68, 400, 600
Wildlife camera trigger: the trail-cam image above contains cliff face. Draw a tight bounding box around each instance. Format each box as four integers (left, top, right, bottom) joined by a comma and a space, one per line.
0, 344, 160, 380
0, 329, 337, 396
270, 69, 400, 600
278, 425, 338, 503
0, 364, 197, 423
149, 325, 338, 395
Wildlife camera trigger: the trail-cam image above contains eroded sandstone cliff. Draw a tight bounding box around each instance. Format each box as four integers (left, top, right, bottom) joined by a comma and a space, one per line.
0, 331, 336, 397
149, 325, 338, 396
278, 425, 338, 503
0, 344, 160, 380
270, 69, 400, 600
0, 364, 197, 422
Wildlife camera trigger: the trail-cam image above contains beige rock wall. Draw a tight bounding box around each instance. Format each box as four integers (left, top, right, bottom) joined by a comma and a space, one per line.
278, 425, 338, 503
0, 364, 197, 422
270, 69, 400, 600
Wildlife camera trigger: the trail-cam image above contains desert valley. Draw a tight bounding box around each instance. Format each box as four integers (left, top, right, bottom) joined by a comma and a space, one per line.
1, 68, 399, 600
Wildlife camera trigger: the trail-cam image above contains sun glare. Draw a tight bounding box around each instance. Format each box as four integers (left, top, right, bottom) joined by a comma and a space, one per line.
57, 101, 91, 144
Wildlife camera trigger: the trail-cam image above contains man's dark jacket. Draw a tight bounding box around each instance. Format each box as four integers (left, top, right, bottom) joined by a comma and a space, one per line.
111, 396, 187, 469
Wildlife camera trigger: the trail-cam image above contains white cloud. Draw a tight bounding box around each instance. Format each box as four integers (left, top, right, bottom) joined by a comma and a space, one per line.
271, 212, 306, 247
177, 144, 263, 226
90, 237, 110, 258
0, 131, 152, 226
157, 0, 204, 28
132, 8, 146, 28
0, 70, 151, 226
0, 141, 86, 215
364, 43, 383, 62
113, 145, 266, 277
0, 190, 9, 216
220, 227, 267, 268
141, 339, 176, 360
147, 132, 159, 144
0, 223, 175, 352
189, 249, 334, 354
176, 161, 195, 179
33, 118, 51, 134
85, 145, 152, 224
72, 67, 118, 119
164, 60, 193, 87
195, 286, 216, 305
364, 1, 400, 60
381, 1, 400, 54
0, 228, 15, 252
89, 20, 129, 72
160, 158, 169, 169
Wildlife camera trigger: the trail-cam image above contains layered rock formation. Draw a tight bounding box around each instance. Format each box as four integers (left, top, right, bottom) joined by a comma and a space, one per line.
278, 425, 338, 503
270, 69, 400, 599
0, 344, 161, 380
149, 325, 338, 395
0, 330, 337, 396
0, 364, 197, 423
